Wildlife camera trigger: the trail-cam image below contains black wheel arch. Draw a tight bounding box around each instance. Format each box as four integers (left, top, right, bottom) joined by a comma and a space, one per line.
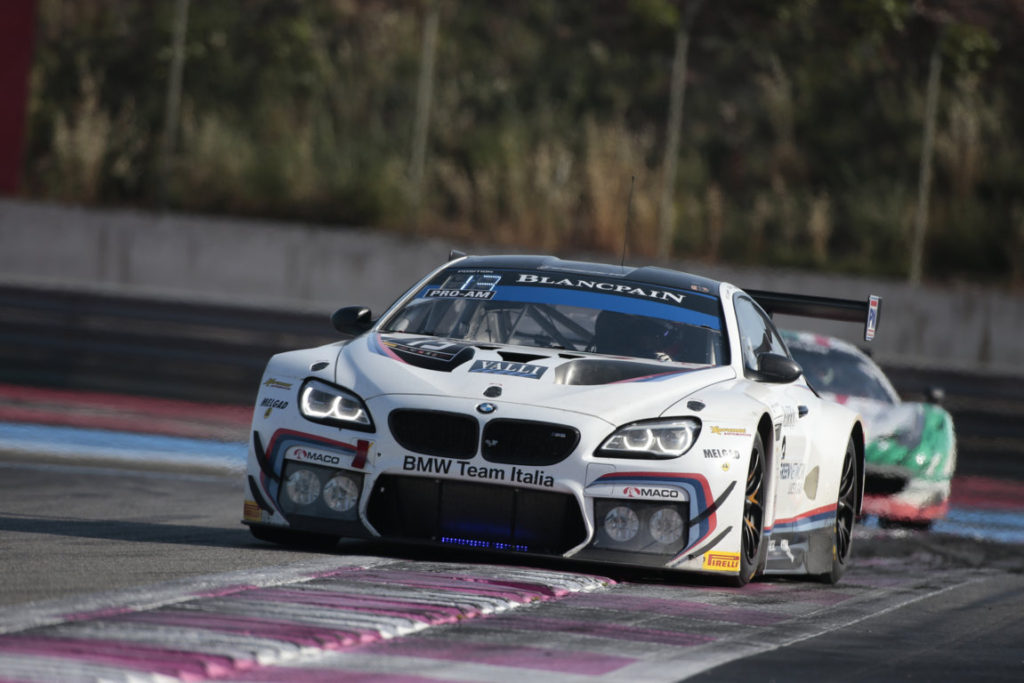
756, 414, 775, 472
850, 420, 866, 516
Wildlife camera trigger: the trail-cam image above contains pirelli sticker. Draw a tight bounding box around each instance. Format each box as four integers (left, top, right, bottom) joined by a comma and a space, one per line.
702, 551, 741, 572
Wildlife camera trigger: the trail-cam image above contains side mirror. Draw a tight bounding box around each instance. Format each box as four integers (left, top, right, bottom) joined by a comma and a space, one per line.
757, 353, 803, 384
925, 386, 945, 404
331, 306, 373, 336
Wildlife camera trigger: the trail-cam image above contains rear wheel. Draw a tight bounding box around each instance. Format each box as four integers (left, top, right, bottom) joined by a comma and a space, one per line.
819, 437, 857, 584
249, 524, 339, 550
733, 433, 767, 586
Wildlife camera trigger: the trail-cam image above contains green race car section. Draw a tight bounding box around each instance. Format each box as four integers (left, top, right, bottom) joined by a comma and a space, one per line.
866, 403, 955, 482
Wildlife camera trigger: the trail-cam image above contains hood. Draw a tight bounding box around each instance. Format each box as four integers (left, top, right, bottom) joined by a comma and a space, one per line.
336, 332, 735, 425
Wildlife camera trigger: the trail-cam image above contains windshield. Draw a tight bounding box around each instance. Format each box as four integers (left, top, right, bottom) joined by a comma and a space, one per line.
788, 344, 897, 404
380, 267, 728, 365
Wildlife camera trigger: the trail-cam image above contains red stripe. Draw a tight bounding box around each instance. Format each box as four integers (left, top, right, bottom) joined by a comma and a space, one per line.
861, 495, 949, 521
773, 502, 836, 526
950, 475, 1024, 511
0, 382, 249, 440
353, 439, 370, 469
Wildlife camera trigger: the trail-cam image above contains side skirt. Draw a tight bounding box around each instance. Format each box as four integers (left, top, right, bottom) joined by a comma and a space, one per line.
761, 525, 834, 576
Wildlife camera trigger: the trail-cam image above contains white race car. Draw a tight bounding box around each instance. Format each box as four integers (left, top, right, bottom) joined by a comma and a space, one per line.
244, 254, 879, 585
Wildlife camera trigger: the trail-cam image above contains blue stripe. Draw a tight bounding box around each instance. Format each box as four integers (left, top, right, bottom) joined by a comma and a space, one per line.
0, 422, 245, 471
772, 511, 835, 533
419, 285, 721, 330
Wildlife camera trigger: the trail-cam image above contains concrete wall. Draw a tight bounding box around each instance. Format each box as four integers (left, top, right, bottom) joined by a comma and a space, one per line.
2, 199, 1020, 374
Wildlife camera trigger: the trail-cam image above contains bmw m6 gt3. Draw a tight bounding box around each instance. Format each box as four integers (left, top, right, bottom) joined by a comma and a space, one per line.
244, 254, 881, 585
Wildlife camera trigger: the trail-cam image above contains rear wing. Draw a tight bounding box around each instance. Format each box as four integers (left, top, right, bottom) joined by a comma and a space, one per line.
746, 290, 881, 342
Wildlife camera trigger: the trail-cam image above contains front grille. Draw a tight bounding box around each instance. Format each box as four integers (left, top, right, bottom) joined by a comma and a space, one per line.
481, 419, 580, 466
865, 471, 908, 496
366, 474, 587, 554
389, 409, 478, 459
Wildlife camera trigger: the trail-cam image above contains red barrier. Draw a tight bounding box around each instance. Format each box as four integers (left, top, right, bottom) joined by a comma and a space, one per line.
0, 0, 36, 194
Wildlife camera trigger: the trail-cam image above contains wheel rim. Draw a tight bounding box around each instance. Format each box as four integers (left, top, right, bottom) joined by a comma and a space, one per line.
742, 443, 765, 562
835, 444, 857, 562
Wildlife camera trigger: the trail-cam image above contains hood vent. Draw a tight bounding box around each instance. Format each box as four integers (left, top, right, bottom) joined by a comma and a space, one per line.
554, 358, 693, 385
498, 351, 549, 363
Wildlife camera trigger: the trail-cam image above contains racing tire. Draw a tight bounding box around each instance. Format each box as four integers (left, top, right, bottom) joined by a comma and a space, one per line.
731, 433, 767, 587
249, 524, 339, 550
818, 436, 858, 584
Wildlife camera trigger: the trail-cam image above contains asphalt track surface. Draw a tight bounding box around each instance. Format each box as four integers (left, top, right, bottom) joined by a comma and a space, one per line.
1, 287, 1023, 680
0, 457, 1022, 682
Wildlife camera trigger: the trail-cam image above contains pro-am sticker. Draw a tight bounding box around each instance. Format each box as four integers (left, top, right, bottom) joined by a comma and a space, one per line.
285, 445, 350, 468
426, 289, 495, 300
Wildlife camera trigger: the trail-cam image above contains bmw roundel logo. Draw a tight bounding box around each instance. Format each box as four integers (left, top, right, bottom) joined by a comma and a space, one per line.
476, 402, 497, 414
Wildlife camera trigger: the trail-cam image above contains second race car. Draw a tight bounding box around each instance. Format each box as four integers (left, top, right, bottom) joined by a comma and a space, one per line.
783, 331, 956, 528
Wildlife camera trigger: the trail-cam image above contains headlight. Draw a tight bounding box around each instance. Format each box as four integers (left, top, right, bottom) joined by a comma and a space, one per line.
299, 379, 374, 431
603, 506, 640, 542
649, 507, 684, 544
284, 468, 321, 506
323, 474, 360, 513
596, 418, 701, 459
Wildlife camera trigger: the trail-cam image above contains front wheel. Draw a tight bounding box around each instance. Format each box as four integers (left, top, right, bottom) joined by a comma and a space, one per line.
819, 436, 858, 584
732, 433, 767, 587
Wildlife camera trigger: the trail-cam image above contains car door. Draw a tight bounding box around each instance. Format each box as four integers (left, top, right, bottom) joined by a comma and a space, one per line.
732, 295, 815, 520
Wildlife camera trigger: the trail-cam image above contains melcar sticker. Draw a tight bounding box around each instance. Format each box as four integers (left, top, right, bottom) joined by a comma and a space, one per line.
703, 448, 741, 460
702, 551, 741, 572
261, 397, 288, 417
260, 398, 288, 410
402, 455, 554, 487
469, 360, 547, 379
